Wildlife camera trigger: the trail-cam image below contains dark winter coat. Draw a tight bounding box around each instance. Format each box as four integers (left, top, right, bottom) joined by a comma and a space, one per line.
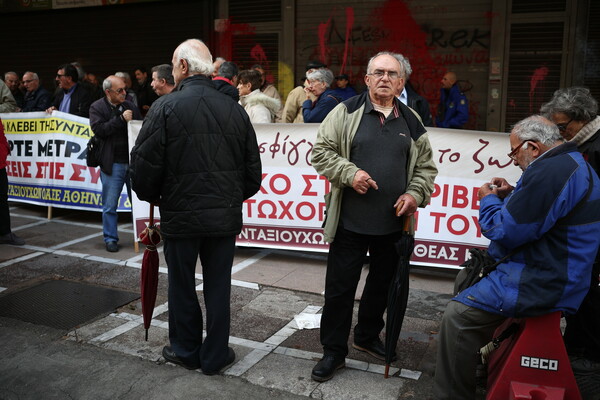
212, 77, 239, 102
406, 83, 433, 127
52, 83, 93, 118
129, 75, 262, 239
89, 97, 141, 175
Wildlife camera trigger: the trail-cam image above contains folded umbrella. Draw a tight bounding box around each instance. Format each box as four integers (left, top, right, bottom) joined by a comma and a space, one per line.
384, 212, 414, 378
138, 203, 161, 341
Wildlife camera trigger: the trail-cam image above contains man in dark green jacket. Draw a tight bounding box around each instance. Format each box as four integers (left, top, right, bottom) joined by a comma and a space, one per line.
310, 51, 437, 382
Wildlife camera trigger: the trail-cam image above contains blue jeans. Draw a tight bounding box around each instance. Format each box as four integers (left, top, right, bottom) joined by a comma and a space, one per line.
100, 163, 130, 243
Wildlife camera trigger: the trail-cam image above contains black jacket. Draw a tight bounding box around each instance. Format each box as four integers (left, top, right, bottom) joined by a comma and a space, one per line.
52, 83, 93, 118
89, 97, 141, 175
130, 75, 262, 238
22, 87, 52, 112
406, 83, 433, 127
212, 78, 239, 102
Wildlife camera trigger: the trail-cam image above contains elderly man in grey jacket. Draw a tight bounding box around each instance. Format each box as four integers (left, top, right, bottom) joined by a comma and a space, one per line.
310, 51, 437, 382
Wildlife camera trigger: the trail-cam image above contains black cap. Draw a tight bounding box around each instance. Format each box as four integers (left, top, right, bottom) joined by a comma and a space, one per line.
335, 74, 349, 80
306, 60, 326, 71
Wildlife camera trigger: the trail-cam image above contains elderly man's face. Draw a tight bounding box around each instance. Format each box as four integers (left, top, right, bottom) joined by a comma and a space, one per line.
5, 73, 19, 91
151, 71, 168, 96
509, 132, 536, 171
22, 73, 39, 92
56, 69, 72, 89
364, 55, 404, 104
106, 77, 127, 105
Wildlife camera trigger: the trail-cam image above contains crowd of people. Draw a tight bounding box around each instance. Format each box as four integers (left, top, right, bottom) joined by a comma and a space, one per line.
1, 41, 599, 399
2, 54, 472, 130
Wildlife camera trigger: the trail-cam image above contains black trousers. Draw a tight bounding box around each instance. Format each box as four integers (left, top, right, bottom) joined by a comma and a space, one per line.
0, 168, 10, 235
564, 258, 600, 362
320, 226, 401, 357
163, 235, 235, 372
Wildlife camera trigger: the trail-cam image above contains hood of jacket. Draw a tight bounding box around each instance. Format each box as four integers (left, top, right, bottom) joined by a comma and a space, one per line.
240, 89, 281, 116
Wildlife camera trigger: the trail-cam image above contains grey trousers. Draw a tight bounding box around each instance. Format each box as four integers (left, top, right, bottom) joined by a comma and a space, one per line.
434, 300, 505, 400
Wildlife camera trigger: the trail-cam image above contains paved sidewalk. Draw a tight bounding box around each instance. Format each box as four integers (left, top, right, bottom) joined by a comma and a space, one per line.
0, 203, 456, 399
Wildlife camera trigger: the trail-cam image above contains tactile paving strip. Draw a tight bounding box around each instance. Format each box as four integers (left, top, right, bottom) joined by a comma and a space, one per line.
0, 280, 140, 330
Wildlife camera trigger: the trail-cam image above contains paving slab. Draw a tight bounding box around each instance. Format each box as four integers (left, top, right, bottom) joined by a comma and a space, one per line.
244, 352, 322, 397
242, 289, 312, 319
309, 365, 403, 400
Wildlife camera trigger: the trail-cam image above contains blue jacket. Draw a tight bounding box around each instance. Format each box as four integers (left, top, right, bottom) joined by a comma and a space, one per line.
455, 142, 600, 317
436, 84, 468, 128
302, 89, 340, 123
332, 86, 357, 101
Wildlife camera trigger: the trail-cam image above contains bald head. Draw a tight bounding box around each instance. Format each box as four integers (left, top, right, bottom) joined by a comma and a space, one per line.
171, 39, 214, 85
22, 71, 40, 92
441, 72, 457, 89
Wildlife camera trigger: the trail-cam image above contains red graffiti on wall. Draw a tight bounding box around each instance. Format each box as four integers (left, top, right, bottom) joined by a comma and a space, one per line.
374, 0, 443, 116
251, 44, 268, 65
317, 17, 332, 63
214, 18, 255, 61
529, 66, 549, 114
340, 7, 355, 74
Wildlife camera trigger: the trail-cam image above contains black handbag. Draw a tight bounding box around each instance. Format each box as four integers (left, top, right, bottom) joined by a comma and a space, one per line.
453, 248, 513, 295
86, 135, 104, 168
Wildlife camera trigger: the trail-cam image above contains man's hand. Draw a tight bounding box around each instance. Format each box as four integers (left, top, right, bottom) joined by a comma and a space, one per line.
352, 170, 378, 194
490, 177, 514, 199
478, 177, 514, 200
122, 109, 133, 122
46, 106, 56, 114
394, 193, 417, 216
478, 183, 496, 200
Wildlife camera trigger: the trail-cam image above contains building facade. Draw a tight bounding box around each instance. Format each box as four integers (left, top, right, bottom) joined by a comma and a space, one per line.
1, 0, 598, 132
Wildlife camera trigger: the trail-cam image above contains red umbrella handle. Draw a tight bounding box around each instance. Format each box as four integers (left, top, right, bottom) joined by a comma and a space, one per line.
149, 203, 154, 226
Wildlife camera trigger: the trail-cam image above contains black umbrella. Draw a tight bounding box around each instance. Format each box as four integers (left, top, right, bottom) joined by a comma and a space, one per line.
384, 213, 414, 378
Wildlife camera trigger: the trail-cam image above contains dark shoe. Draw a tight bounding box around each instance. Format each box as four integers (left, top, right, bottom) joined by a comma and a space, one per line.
202, 347, 236, 376
162, 346, 200, 370
0, 232, 25, 246
106, 241, 118, 252
311, 355, 345, 382
353, 338, 396, 361
570, 356, 600, 376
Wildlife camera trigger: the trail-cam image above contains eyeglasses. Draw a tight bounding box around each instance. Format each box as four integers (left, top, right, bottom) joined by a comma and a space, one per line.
22, 79, 35, 84
56, 74, 66, 78
367, 70, 400, 80
507, 140, 535, 161
556, 118, 573, 132
110, 88, 127, 94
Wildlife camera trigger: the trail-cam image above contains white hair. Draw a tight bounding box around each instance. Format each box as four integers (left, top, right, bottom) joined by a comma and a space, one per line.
512, 115, 564, 146
366, 51, 404, 76
392, 53, 412, 79
24, 71, 39, 80
175, 39, 214, 76
306, 68, 334, 86
115, 71, 130, 80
